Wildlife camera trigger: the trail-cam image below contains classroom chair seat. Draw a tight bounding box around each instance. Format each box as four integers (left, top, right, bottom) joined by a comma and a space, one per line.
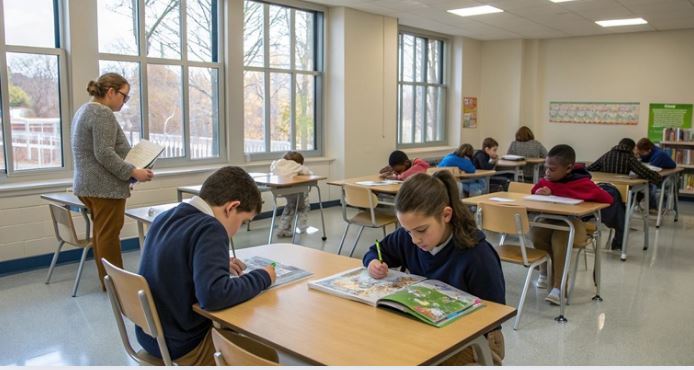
45, 203, 93, 297
102, 258, 175, 366
337, 184, 398, 257
211, 328, 279, 366
497, 244, 549, 265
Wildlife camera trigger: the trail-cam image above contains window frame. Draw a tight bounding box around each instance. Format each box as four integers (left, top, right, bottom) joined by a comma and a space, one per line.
0, 0, 72, 178
242, 0, 324, 161
98, 0, 227, 167
396, 27, 449, 149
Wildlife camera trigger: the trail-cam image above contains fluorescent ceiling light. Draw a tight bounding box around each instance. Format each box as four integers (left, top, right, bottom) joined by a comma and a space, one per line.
549, 0, 575, 3
595, 18, 648, 27
447, 5, 503, 17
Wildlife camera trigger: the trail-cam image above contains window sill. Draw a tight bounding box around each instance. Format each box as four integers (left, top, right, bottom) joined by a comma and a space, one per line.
402, 146, 456, 156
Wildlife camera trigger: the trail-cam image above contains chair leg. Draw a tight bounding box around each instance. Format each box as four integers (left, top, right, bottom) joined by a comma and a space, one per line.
45, 241, 65, 284
567, 249, 582, 305
72, 247, 90, 297
349, 226, 365, 257
513, 263, 537, 330
337, 224, 350, 255
583, 245, 588, 271
382, 225, 387, 238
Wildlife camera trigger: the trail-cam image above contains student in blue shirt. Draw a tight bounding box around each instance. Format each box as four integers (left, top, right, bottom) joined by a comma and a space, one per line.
363, 171, 506, 365
636, 138, 676, 210
438, 143, 485, 196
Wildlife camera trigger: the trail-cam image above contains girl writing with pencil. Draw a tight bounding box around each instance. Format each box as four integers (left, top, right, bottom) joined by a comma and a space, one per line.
362, 171, 506, 365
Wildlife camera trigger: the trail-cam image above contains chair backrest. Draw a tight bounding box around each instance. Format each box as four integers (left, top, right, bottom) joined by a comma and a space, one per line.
211, 328, 278, 366
427, 167, 461, 176
102, 258, 173, 365
48, 203, 85, 246
479, 202, 532, 265
508, 181, 534, 194
343, 184, 378, 209
613, 183, 629, 203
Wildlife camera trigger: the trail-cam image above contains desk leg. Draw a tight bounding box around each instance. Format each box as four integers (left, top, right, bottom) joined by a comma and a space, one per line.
643, 185, 650, 251
268, 195, 279, 244
656, 178, 667, 228
137, 221, 145, 248
469, 334, 494, 366
557, 218, 575, 323
177, 190, 183, 202
514, 168, 519, 182
621, 190, 633, 262
533, 163, 540, 184
314, 185, 327, 241
291, 193, 302, 244
592, 211, 603, 302
673, 173, 680, 222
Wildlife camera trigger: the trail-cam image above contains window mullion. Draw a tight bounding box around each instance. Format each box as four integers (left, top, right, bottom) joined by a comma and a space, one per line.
0, 0, 12, 174
289, 9, 296, 150
422, 38, 428, 143
263, 4, 271, 153
138, 0, 149, 140
181, 0, 190, 160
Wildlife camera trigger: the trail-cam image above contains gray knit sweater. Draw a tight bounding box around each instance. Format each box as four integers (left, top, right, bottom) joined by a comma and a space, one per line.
72, 102, 135, 199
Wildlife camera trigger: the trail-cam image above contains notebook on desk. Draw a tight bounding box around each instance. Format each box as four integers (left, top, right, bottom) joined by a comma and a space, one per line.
355, 180, 403, 186
524, 194, 583, 205
501, 154, 525, 161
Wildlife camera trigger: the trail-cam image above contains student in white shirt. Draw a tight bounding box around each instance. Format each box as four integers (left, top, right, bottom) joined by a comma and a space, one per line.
270, 151, 313, 238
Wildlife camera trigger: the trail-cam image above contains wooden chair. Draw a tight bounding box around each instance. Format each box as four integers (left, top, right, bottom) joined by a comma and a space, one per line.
478, 202, 549, 330
211, 328, 279, 366
508, 181, 534, 194
337, 184, 398, 257
102, 258, 173, 366
45, 204, 92, 297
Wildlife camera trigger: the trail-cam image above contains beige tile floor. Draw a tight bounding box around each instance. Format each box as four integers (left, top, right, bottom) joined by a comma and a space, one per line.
1, 203, 694, 365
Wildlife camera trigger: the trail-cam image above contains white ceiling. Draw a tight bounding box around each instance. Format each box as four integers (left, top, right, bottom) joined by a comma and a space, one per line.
308, 0, 694, 40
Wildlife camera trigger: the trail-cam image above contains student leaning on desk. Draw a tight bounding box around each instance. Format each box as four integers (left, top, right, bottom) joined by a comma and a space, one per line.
530, 145, 614, 305
136, 166, 277, 366
71, 73, 154, 289
379, 150, 430, 180
363, 171, 506, 365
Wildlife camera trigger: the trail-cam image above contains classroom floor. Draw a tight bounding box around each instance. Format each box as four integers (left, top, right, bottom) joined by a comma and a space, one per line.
2, 202, 694, 365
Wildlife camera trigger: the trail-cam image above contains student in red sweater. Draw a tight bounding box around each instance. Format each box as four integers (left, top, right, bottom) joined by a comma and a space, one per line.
379, 150, 430, 180
530, 144, 613, 305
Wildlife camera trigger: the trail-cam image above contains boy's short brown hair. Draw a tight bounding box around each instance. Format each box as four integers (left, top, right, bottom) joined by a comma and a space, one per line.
482, 137, 499, 149
636, 138, 654, 152
283, 151, 304, 165
199, 166, 262, 213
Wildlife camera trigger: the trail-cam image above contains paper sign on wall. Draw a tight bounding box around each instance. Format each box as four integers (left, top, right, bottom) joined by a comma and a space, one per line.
463, 96, 477, 128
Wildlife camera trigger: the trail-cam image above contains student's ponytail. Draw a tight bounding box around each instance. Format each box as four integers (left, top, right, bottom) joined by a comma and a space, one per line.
395, 172, 478, 248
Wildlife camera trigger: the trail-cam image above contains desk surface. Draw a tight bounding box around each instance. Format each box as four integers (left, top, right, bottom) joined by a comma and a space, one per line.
252, 173, 326, 186
496, 159, 527, 167
525, 157, 545, 164
589, 171, 649, 185
125, 202, 180, 224
326, 175, 402, 194
427, 167, 497, 179
40, 192, 86, 209
660, 167, 685, 176
193, 244, 516, 366
463, 191, 609, 216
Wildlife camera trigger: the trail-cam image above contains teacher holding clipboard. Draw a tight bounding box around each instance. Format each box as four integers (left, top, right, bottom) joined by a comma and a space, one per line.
71, 72, 154, 290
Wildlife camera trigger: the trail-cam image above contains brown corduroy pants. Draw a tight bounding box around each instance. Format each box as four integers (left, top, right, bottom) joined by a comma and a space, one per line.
79, 196, 126, 289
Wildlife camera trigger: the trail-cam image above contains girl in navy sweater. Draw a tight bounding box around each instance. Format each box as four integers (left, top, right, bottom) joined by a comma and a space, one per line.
362, 171, 506, 365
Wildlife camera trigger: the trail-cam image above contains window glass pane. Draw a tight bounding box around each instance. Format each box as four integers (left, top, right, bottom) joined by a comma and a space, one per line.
147, 64, 183, 158
428, 40, 440, 83
98, 0, 139, 55
0, 112, 5, 172
189, 67, 219, 159
187, 0, 214, 62
269, 72, 290, 152
268, 5, 290, 69
415, 37, 425, 83
244, 0, 264, 67
3, 0, 55, 48
414, 86, 424, 142
244, 71, 265, 153
401, 85, 413, 144
402, 35, 414, 82
426, 86, 442, 142
146, 0, 181, 59
7, 53, 62, 170
295, 10, 314, 71
99, 60, 142, 145
295, 74, 314, 151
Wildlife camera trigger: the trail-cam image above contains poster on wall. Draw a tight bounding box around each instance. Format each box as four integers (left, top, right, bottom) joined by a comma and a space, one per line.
549, 101, 639, 125
648, 103, 692, 143
463, 97, 477, 128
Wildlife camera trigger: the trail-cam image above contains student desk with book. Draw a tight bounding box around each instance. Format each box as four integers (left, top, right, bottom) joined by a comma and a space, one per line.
124, 202, 180, 248
40, 192, 91, 240
496, 159, 527, 182
589, 172, 650, 261
526, 157, 546, 184
427, 167, 497, 194
655, 167, 683, 228
463, 192, 610, 323
193, 243, 516, 366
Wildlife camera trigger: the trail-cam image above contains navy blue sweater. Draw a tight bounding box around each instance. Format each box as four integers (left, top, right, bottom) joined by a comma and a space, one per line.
472, 150, 495, 170
640, 146, 676, 169
136, 203, 271, 360
438, 153, 476, 173
362, 228, 506, 305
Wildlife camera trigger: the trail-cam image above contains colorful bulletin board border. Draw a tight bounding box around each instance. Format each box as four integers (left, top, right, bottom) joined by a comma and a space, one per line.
463, 96, 477, 128
549, 101, 640, 125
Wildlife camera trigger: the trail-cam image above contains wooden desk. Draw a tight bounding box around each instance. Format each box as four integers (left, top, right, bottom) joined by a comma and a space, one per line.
590, 171, 650, 261
327, 175, 401, 195
525, 157, 545, 184
124, 202, 180, 248
193, 244, 516, 365
656, 167, 683, 228
463, 192, 609, 322
496, 159, 526, 181
41, 192, 91, 239
176, 172, 269, 201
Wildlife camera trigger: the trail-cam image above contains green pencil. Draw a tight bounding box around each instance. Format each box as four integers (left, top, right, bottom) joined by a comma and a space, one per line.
375, 240, 383, 262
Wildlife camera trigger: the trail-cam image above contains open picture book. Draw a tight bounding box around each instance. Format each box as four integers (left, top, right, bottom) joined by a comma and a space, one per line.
242, 256, 312, 288
125, 140, 165, 169
308, 267, 483, 327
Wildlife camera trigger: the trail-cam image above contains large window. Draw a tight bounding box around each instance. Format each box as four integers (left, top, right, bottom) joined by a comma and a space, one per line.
397, 31, 446, 147
0, 0, 69, 174
243, 0, 322, 157
97, 0, 223, 162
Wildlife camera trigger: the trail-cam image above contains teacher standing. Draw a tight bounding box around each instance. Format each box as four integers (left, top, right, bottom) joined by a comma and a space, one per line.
72, 72, 154, 289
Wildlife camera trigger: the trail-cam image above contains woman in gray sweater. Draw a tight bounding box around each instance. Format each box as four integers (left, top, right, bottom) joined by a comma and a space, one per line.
507, 126, 548, 182
72, 73, 154, 288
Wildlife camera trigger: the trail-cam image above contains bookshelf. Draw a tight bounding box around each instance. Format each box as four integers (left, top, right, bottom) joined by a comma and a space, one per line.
660, 128, 694, 196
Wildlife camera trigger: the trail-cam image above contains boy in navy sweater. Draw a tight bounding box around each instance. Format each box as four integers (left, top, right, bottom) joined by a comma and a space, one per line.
636, 138, 676, 210
363, 171, 505, 365
136, 166, 276, 365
